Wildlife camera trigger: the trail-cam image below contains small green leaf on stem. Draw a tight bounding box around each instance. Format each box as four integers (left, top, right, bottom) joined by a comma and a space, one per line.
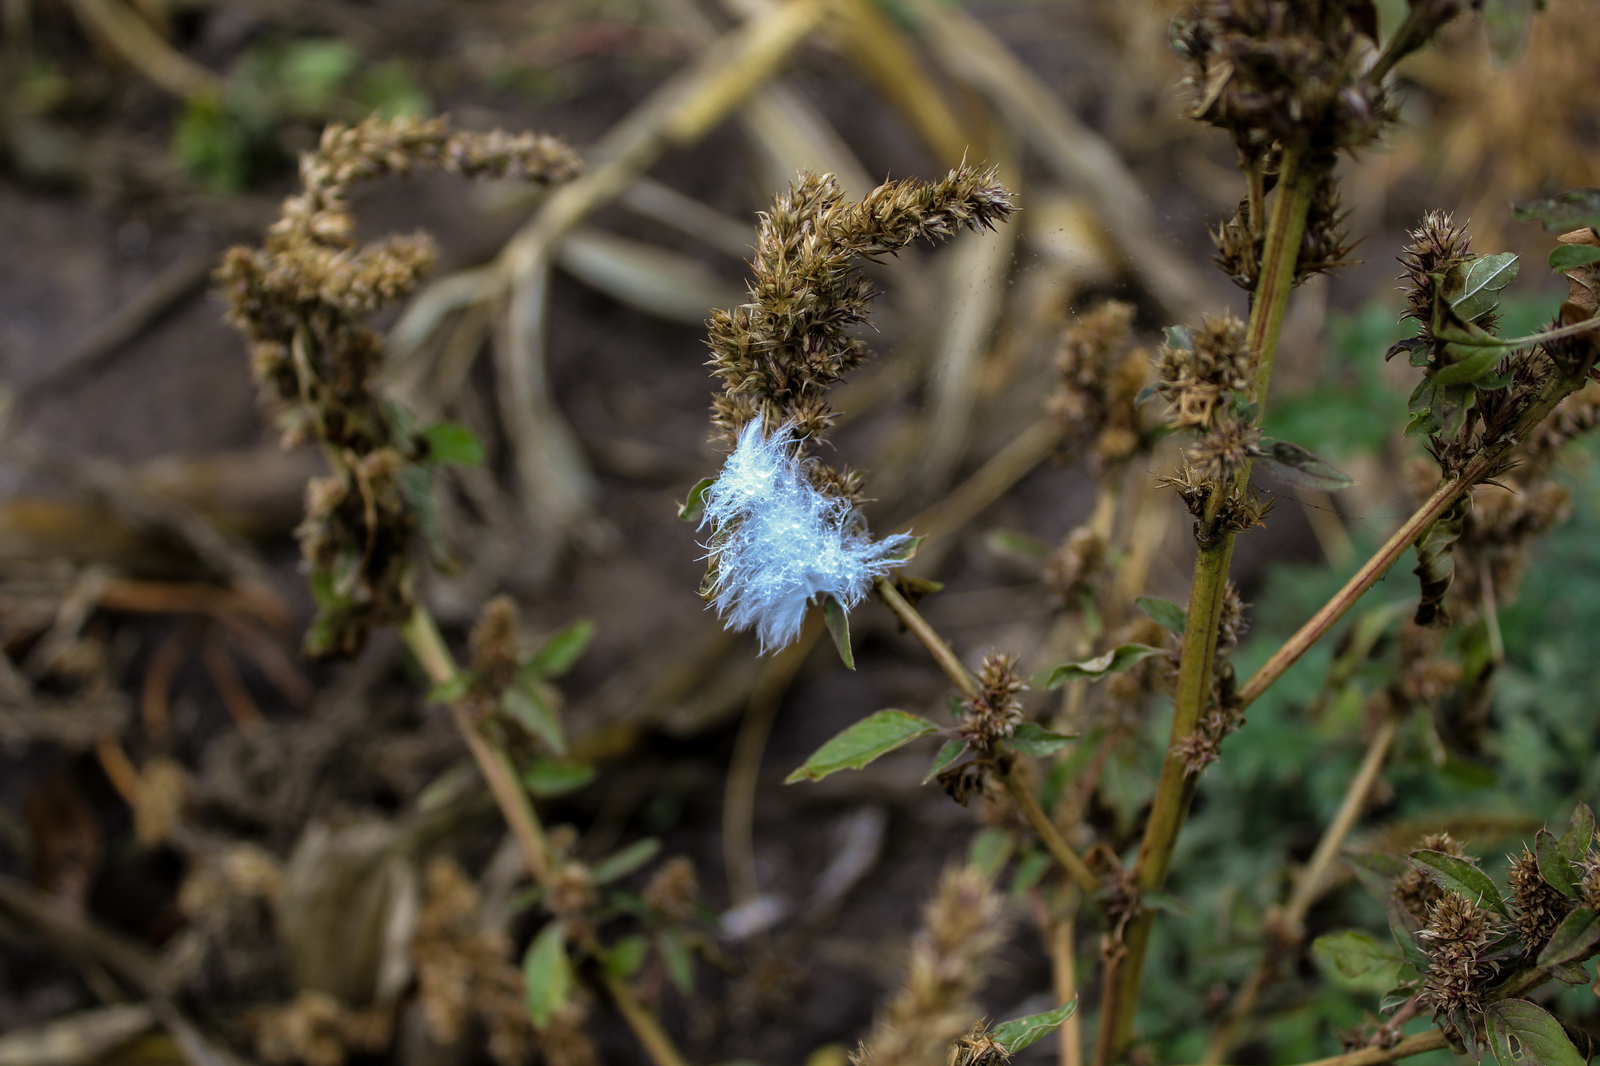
1135, 596, 1187, 635
991, 1000, 1078, 1054
678, 477, 717, 522
784, 709, 939, 783
523, 922, 573, 1029
593, 838, 661, 884
1562, 804, 1595, 864
1451, 252, 1519, 323
1313, 929, 1404, 982
1410, 849, 1512, 917
426, 675, 469, 703
526, 619, 595, 679
1251, 438, 1355, 490
821, 594, 854, 670
1142, 890, 1192, 917
968, 828, 1015, 878
1484, 999, 1586, 1066
1002, 721, 1074, 757
522, 759, 596, 798
1537, 907, 1600, 967
502, 678, 566, 756
1044, 644, 1162, 688
1536, 828, 1579, 898
1549, 245, 1600, 272
1513, 188, 1600, 232
604, 935, 648, 979
657, 928, 694, 993
420, 421, 486, 466
922, 739, 968, 784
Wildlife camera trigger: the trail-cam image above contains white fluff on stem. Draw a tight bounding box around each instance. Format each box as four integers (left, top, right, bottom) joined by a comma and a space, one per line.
700, 417, 913, 652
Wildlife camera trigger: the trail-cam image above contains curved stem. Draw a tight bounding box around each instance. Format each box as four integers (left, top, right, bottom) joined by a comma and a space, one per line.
874, 577, 978, 700
606, 976, 693, 1066
1195, 1028, 1448, 1066
1003, 763, 1101, 895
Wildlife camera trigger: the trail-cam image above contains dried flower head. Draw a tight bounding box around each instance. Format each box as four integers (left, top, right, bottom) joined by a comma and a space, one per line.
850, 865, 1006, 1066
957, 652, 1028, 751
1156, 315, 1253, 432
218, 115, 579, 657
1509, 846, 1574, 951
1048, 300, 1156, 469
707, 166, 1014, 471
1044, 526, 1106, 605
642, 855, 699, 923
1416, 893, 1499, 1021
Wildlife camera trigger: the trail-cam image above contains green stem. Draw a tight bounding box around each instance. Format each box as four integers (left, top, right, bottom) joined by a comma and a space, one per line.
1003, 763, 1101, 895
1095, 146, 1320, 1066
399, 605, 693, 1066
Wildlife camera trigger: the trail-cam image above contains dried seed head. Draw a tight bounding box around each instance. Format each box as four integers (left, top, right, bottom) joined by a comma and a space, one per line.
1509, 846, 1574, 951
958, 652, 1029, 751
469, 596, 522, 696
1394, 832, 1467, 921
1396, 212, 1472, 347
1044, 527, 1106, 605
642, 855, 699, 923
1049, 300, 1156, 469
1156, 314, 1253, 431
1188, 412, 1261, 482
1416, 893, 1498, 1020
851, 865, 1006, 1066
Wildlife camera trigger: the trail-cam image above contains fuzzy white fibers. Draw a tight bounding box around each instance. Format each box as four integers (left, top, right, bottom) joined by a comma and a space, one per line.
700, 418, 913, 652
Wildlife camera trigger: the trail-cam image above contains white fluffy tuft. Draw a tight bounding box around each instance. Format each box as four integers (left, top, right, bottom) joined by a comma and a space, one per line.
699, 418, 913, 652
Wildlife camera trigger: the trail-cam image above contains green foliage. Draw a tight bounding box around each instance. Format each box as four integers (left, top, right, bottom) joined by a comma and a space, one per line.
523, 922, 573, 1029
1136, 596, 1187, 635
785, 709, 939, 782
991, 1000, 1078, 1053
1043, 644, 1163, 687
1484, 1000, 1586, 1066
822, 594, 854, 669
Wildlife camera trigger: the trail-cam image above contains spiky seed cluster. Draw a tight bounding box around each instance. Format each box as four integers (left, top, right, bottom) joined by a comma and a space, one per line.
1044, 526, 1106, 605
411, 858, 535, 1066
1416, 893, 1499, 1021
1394, 212, 1473, 354
469, 595, 522, 697
1156, 315, 1253, 431
217, 115, 580, 657
1296, 169, 1359, 284
1584, 856, 1600, 910
1509, 847, 1574, 951
1047, 300, 1155, 469
1177, 582, 1248, 774
949, 1023, 1010, 1066
1173, 0, 1396, 158
1451, 481, 1572, 611
642, 856, 699, 923
1394, 832, 1467, 921
1395, 621, 1460, 705
850, 865, 1006, 1066
707, 166, 1014, 487
1521, 383, 1600, 477
958, 652, 1028, 751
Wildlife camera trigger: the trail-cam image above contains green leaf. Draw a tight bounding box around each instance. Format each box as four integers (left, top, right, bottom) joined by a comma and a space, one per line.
1536, 828, 1579, 898
1388, 899, 1433, 971
1135, 596, 1187, 635
526, 620, 595, 679
1044, 645, 1163, 688
523, 922, 572, 1030
1549, 962, 1590, 985
399, 465, 449, 566
784, 710, 940, 783
657, 928, 694, 994
821, 594, 854, 670
992, 1000, 1078, 1054
502, 678, 566, 756
678, 477, 716, 522
1538, 907, 1600, 967
1143, 890, 1193, 917
1513, 188, 1600, 232
1549, 245, 1600, 272
922, 739, 968, 784
1251, 438, 1355, 491
604, 935, 648, 979
1313, 930, 1405, 984
592, 838, 661, 884
420, 421, 486, 466
1164, 324, 1193, 351
522, 759, 596, 798
1009, 849, 1053, 896
1003, 721, 1074, 757
1561, 803, 1595, 865
968, 828, 1015, 878
1410, 849, 1511, 917
1452, 252, 1520, 322
1483, 999, 1586, 1066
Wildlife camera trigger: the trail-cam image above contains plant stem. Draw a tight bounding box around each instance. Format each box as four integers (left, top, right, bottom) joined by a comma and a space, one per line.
1202, 713, 1399, 1064
1199, 1028, 1448, 1066
1096, 146, 1319, 1065
399, 605, 693, 1066
1004, 764, 1101, 895
874, 577, 979, 699
1052, 901, 1083, 1066
606, 975, 693, 1066
875, 578, 1098, 889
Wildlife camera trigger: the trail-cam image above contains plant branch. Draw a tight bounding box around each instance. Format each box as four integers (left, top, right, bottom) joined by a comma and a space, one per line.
606, 975, 693, 1066
1096, 145, 1320, 1065
1202, 713, 1400, 1063
1199, 1028, 1448, 1066
1003, 763, 1101, 895
874, 577, 978, 700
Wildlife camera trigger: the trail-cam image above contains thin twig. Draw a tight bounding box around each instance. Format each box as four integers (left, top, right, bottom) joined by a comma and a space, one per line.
873, 577, 978, 700
1191, 1028, 1447, 1066
1003, 764, 1100, 894
1051, 903, 1083, 1066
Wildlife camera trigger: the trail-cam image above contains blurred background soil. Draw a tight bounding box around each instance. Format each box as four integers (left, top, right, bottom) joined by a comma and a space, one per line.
1, 1, 1598, 1064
